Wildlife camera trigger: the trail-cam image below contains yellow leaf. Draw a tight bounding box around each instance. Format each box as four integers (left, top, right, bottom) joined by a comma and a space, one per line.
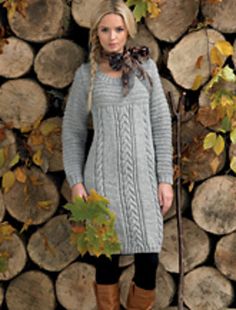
32, 149, 43, 166
215, 40, 233, 57
230, 156, 236, 173
20, 124, 32, 133
36, 200, 53, 210
191, 75, 203, 90
0, 222, 15, 245
195, 55, 204, 69
203, 132, 217, 150
15, 167, 27, 183
0, 148, 5, 168
87, 188, 110, 205
28, 132, 44, 146
9, 153, 20, 168
230, 128, 236, 144
210, 157, 220, 174
188, 182, 195, 192
147, 0, 161, 18
210, 47, 223, 67
213, 135, 225, 155
40, 122, 58, 136
2, 171, 15, 193
20, 218, 33, 234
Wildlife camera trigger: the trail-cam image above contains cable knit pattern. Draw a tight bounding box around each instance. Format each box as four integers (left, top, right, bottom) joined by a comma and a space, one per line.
95, 109, 105, 196
62, 58, 173, 254
118, 105, 145, 250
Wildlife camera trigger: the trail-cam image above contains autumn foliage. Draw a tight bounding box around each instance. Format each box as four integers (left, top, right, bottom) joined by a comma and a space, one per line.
64, 189, 121, 258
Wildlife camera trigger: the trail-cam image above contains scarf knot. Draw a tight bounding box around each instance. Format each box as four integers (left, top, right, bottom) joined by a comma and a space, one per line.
101, 46, 153, 95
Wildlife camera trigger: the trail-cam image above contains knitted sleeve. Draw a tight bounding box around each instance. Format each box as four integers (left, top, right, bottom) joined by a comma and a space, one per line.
148, 59, 173, 185
62, 65, 89, 187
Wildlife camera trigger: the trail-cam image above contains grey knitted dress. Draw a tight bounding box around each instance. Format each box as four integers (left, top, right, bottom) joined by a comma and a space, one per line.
62, 58, 173, 254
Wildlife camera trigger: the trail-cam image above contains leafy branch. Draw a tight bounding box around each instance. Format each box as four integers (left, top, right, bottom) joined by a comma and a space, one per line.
197, 40, 236, 173
125, 0, 161, 22
64, 189, 121, 258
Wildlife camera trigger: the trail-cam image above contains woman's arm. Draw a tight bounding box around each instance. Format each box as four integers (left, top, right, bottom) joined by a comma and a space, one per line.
62, 65, 89, 199
148, 59, 174, 213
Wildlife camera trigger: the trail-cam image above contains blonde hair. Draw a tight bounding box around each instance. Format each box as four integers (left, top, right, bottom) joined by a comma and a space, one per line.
87, 0, 137, 111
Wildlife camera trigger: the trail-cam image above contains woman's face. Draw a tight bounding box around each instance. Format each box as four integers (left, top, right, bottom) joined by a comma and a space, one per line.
97, 13, 128, 54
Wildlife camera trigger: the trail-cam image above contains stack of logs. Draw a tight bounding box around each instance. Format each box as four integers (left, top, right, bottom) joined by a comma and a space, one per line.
0, 0, 236, 309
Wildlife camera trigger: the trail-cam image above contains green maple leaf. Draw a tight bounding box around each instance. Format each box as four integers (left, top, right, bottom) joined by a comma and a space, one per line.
64, 189, 121, 258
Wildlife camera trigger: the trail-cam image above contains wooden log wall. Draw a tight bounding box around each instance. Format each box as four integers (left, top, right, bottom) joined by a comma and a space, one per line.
0, 0, 236, 309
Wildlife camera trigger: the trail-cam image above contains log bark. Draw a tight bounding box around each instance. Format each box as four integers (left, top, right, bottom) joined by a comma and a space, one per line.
120, 263, 175, 309
215, 231, 236, 281
0, 79, 47, 131
27, 215, 79, 272
0, 124, 17, 178
159, 218, 210, 273
0, 191, 4, 222
34, 39, 85, 89
8, 0, 70, 43
201, 0, 236, 33
55, 262, 96, 310
183, 266, 234, 310
127, 24, 161, 63
27, 117, 63, 172
3, 167, 59, 225
6, 270, 56, 310
0, 37, 34, 78
0, 233, 26, 281
167, 29, 225, 89
145, 0, 199, 43
192, 175, 236, 235
72, 0, 103, 28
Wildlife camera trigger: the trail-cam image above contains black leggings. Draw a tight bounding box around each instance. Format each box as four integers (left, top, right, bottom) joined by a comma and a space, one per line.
95, 253, 159, 290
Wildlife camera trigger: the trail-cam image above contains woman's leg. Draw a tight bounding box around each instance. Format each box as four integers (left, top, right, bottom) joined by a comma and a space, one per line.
94, 254, 120, 310
127, 253, 159, 310
133, 253, 159, 290
95, 254, 120, 284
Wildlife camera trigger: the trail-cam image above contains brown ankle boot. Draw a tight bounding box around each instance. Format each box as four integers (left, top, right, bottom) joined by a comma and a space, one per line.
94, 283, 120, 310
126, 283, 156, 310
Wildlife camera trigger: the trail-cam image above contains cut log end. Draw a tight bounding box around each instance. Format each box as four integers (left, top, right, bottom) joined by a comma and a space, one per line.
192, 175, 236, 235
145, 0, 199, 42
160, 218, 210, 273
0, 233, 27, 281
0, 37, 34, 79
34, 39, 85, 89
0, 79, 47, 131
8, 0, 70, 43
215, 232, 236, 281
184, 266, 234, 310
56, 262, 96, 310
27, 215, 79, 272
4, 167, 59, 225
6, 271, 56, 310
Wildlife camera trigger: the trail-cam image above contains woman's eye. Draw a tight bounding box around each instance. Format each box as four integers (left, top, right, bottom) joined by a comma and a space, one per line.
101, 27, 109, 33
116, 27, 124, 32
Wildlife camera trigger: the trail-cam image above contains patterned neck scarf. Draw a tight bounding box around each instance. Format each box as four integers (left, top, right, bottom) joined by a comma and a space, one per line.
100, 46, 153, 96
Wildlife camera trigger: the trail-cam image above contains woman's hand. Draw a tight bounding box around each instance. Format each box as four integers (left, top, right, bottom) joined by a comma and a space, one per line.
71, 183, 88, 202
158, 183, 173, 216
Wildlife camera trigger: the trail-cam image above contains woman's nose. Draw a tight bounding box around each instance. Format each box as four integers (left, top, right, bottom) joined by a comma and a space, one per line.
110, 30, 116, 40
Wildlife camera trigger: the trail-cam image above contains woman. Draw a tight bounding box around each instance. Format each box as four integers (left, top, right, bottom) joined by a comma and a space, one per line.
62, 0, 173, 309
